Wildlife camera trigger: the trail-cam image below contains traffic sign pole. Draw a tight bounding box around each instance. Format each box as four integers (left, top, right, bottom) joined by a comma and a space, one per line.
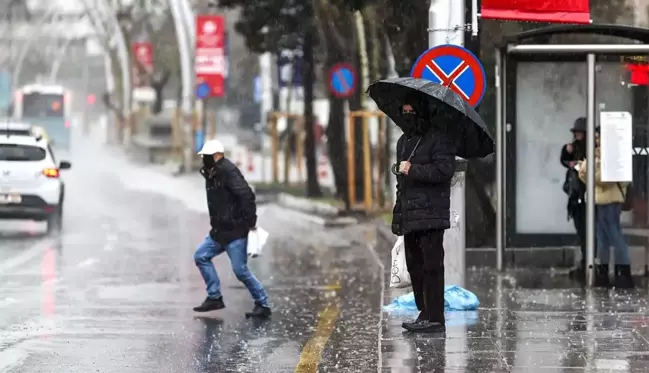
427, 0, 467, 292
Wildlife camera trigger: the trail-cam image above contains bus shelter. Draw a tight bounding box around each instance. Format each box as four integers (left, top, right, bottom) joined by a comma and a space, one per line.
494, 24, 649, 286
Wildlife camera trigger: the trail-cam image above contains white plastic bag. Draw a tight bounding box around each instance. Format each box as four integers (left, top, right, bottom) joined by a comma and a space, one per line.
389, 236, 411, 288
247, 227, 269, 258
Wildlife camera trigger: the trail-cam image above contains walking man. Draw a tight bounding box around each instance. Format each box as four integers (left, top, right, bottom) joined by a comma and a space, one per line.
192, 139, 271, 318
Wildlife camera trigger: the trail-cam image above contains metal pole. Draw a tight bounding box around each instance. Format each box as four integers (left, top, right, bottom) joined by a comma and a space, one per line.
585, 53, 596, 287
508, 44, 649, 54
178, 0, 195, 53
169, 0, 193, 171
429, 0, 466, 288
495, 49, 504, 271
90, 0, 131, 129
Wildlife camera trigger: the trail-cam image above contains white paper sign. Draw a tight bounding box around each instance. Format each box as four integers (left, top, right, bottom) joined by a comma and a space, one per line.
600, 111, 633, 182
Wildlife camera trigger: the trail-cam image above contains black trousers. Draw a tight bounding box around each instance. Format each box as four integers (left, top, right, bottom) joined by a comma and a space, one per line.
572, 203, 586, 268
404, 229, 445, 322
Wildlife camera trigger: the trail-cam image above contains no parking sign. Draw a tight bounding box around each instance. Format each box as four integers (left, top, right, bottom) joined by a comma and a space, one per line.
410, 45, 486, 107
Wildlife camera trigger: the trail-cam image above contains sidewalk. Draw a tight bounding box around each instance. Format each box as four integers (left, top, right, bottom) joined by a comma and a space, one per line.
376, 225, 649, 372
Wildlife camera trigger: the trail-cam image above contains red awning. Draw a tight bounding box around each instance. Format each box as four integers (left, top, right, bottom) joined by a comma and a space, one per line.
481, 0, 591, 24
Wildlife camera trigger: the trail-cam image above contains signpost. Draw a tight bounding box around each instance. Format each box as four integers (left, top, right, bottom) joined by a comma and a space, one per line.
328, 63, 357, 99
195, 15, 226, 98
410, 44, 486, 107
195, 14, 226, 153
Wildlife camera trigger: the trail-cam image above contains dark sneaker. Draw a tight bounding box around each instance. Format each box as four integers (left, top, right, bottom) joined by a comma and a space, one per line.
245, 304, 271, 318
594, 265, 610, 288
193, 297, 225, 312
404, 320, 446, 333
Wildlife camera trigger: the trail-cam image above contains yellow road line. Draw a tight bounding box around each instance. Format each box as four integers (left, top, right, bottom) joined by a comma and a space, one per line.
294, 302, 341, 373
322, 282, 341, 291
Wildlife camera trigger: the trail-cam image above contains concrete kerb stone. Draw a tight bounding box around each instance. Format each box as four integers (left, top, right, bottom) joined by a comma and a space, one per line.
276, 192, 357, 227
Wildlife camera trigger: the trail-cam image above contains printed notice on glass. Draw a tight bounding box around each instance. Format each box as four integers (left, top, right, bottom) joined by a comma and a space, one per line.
600, 111, 633, 182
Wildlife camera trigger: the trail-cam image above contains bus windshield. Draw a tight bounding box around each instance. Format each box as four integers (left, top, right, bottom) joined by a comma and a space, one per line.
22, 93, 65, 118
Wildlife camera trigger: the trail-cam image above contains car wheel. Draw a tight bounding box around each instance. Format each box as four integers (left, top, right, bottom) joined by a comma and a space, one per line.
46, 204, 63, 234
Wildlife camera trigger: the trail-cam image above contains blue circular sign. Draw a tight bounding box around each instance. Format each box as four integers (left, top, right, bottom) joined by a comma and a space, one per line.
328, 63, 356, 98
196, 82, 211, 99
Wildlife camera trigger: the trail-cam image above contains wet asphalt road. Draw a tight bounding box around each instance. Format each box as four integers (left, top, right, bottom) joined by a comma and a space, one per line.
0, 134, 383, 372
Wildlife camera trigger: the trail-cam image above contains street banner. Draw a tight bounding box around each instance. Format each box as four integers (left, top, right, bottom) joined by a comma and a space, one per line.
131, 42, 154, 87
195, 14, 226, 98
481, 0, 590, 24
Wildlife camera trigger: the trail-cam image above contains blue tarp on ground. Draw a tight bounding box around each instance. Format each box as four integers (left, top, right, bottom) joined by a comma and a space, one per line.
383, 285, 480, 312
383, 286, 480, 326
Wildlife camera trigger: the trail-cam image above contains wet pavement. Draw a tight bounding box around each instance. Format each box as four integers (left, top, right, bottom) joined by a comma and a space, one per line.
0, 131, 383, 372
378, 230, 649, 372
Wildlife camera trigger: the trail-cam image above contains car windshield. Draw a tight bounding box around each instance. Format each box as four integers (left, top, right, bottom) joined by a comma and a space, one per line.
0, 144, 46, 161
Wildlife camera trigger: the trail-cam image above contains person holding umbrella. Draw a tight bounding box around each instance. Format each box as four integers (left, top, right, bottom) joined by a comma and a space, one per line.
391, 92, 456, 332
368, 77, 494, 333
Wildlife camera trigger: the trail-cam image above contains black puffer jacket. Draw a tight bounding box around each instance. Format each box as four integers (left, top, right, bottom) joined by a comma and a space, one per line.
391, 132, 456, 235
201, 158, 257, 245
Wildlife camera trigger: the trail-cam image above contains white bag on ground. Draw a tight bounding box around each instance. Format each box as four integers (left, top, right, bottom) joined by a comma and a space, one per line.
247, 227, 269, 258
389, 236, 411, 288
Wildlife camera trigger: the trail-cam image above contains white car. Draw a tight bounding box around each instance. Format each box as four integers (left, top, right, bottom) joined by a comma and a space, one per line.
0, 133, 71, 233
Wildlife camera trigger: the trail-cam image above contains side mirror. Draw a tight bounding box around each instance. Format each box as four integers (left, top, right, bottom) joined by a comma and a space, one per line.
59, 161, 71, 170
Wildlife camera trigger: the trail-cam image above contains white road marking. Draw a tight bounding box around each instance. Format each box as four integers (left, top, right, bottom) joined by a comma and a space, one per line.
77, 258, 98, 268
0, 239, 54, 273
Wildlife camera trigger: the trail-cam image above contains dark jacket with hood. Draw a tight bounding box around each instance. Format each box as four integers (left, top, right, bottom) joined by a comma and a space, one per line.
561, 117, 587, 217
391, 98, 456, 235
200, 158, 257, 245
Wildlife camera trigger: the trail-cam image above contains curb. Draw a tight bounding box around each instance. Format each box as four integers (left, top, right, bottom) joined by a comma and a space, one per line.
276, 193, 357, 227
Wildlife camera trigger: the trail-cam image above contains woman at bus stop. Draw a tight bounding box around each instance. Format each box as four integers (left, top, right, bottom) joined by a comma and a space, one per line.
577, 127, 634, 288
391, 96, 455, 333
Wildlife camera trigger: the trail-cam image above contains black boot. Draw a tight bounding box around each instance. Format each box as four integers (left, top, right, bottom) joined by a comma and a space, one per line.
402, 312, 425, 330
594, 264, 610, 288
614, 265, 635, 289
245, 303, 271, 318
193, 297, 225, 312
403, 320, 446, 333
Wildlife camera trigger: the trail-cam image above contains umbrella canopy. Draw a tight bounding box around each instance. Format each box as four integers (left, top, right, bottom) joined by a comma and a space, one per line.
367, 77, 495, 159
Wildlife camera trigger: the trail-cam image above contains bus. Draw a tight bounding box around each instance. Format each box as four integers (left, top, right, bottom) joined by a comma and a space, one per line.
12, 84, 72, 149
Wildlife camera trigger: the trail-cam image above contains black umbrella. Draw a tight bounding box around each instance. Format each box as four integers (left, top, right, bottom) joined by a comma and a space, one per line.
367, 77, 494, 159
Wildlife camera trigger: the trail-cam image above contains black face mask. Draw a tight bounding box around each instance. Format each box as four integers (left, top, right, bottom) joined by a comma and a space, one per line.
202, 155, 216, 169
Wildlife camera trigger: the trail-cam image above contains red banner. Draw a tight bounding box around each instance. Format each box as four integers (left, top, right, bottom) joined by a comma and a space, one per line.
195, 15, 226, 98
132, 42, 154, 87
481, 0, 590, 24
627, 64, 649, 86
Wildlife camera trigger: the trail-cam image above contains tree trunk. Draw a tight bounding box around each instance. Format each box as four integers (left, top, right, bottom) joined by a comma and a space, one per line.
326, 93, 347, 199
346, 11, 369, 206
318, 1, 349, 201
302, 17, 322, 198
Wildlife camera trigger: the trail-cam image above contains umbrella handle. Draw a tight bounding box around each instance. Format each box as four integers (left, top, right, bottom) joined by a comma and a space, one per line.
391, 163, 401, 176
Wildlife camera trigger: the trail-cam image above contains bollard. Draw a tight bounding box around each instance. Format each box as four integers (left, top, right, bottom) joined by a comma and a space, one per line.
444, 159, 467, 288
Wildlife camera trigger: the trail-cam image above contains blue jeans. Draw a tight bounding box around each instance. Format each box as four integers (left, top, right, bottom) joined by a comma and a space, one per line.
596, 203, 631, 265
194, 235, 270, 307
